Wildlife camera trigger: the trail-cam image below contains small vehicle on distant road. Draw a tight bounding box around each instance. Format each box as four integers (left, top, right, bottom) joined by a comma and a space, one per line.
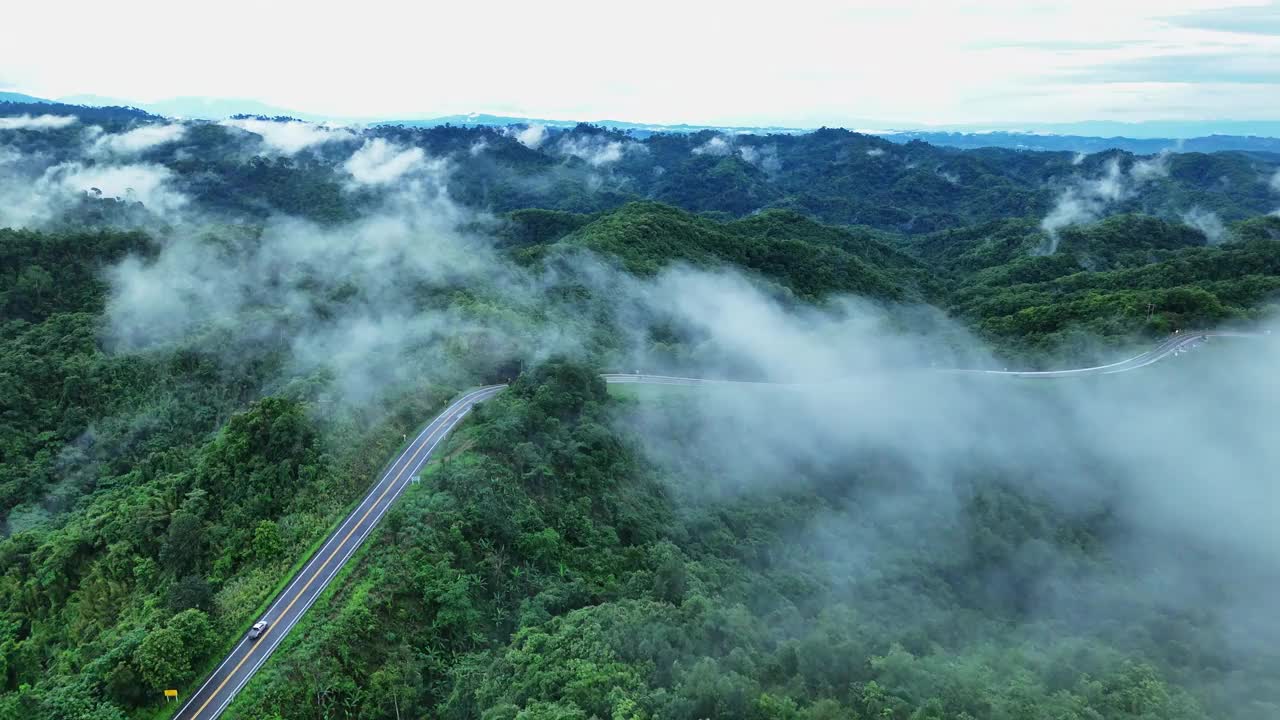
248, 620, 269, 640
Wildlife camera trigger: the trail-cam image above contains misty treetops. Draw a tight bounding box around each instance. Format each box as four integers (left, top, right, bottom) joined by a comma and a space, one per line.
1, 100, 1279, 719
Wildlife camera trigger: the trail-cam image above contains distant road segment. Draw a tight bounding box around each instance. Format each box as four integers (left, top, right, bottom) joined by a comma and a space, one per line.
604, 330, 1261, 385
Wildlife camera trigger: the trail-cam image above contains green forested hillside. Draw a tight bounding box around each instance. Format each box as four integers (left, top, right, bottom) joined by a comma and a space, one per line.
514, 204, 1280, 360
555, 202, 943, 302
225, 364, 1279, 720
899, 215, 1280, 357
1, 109, 1279, 719
952, 237, 1280, 356
4, 101, 1278, 232
0, 227, 466, 718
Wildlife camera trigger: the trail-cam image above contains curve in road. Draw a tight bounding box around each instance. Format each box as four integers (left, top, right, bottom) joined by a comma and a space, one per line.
950, 330, 1253, 378
178, 329, 1260, 718
603, 330, 1256, 385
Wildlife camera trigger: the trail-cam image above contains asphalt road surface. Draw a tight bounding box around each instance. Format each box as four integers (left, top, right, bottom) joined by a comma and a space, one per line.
179, 330, 1259, 718
604, 330, 1259, 385
174, 385, 505, 720
949, 330, 1255, 378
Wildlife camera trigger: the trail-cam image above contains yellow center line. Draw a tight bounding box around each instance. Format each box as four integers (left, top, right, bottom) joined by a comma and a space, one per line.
187, 397, 476, 718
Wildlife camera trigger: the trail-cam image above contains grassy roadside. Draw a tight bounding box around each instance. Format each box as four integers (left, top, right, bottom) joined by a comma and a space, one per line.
219, 459, 456, 716
135, 391, 463, 719
136, 515, 345, 720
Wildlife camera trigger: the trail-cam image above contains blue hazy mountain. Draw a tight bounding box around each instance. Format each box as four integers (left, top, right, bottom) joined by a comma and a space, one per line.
967, 119, 1280, 139
375, 115, 1280, 151
376, 113, 807, 138
883, 130, 1280, 154
18, 91, 1280, 153
56, 94, 330, 122
0, 91, 50, 104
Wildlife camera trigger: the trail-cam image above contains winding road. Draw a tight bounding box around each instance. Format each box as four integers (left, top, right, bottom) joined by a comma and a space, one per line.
952, 329, 1255, 378
602, 330, 1255, 385
174, 329, 1256, 719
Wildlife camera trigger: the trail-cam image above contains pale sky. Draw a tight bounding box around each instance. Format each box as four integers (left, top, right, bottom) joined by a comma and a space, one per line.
4, 0, 1279, 126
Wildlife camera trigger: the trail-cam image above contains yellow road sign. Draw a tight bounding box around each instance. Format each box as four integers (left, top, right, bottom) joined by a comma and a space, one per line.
164, 689, 178, 699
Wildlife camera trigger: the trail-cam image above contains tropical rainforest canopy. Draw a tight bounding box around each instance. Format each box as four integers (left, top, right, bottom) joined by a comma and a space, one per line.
1, 101, 1278, 719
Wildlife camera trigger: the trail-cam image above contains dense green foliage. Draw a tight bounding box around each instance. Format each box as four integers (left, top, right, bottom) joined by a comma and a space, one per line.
226, 364, 1278, 719
1, 228, 157, 517
0, 383, 455, 718
500, 203, 1280, 360
6, 103, 1275, 232
0, 226, 461, 716
901, 214, 1280, 358
556, 202, 942, 302
2, 108, 1280, 718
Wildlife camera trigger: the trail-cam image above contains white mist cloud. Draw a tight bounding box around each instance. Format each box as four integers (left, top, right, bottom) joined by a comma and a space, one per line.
1039, 153, 1171, 252
1129, 150, 1171, 183
0, 179, 56, 228
692, 136, 732, 157
694, 136, 778, 172
90, 123, 187, 156
555, 135, 642, 168
221, 118, 354, 155
610, 265, 1280, 669
1181, 206, 1226, 244
105, 206, 475, 349
0, 156, 188, 227
1072, 151, 1088, 165
1270, 170, 1280, 194
54, 162, 187, 214
507, 124, 547, 149
0, 114, 77, 131
616, 267, 970, 383
100, 186, 546, 405
739, 144, 781, 174
866, 147, 886, 158
1040, 158, 1126, 246
343, 138, 428, 185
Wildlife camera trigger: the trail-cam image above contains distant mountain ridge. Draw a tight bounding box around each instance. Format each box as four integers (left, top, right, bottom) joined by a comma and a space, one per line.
5, 90, 1280, 153
884, 130, 1280, 155
378, 113, 806, 137
56, 94, 338, 123
0, 91, 50, 104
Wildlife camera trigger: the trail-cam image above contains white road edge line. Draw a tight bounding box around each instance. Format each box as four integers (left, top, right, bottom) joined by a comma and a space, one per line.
195, 388, 499, 718
178, 404, 459, 715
